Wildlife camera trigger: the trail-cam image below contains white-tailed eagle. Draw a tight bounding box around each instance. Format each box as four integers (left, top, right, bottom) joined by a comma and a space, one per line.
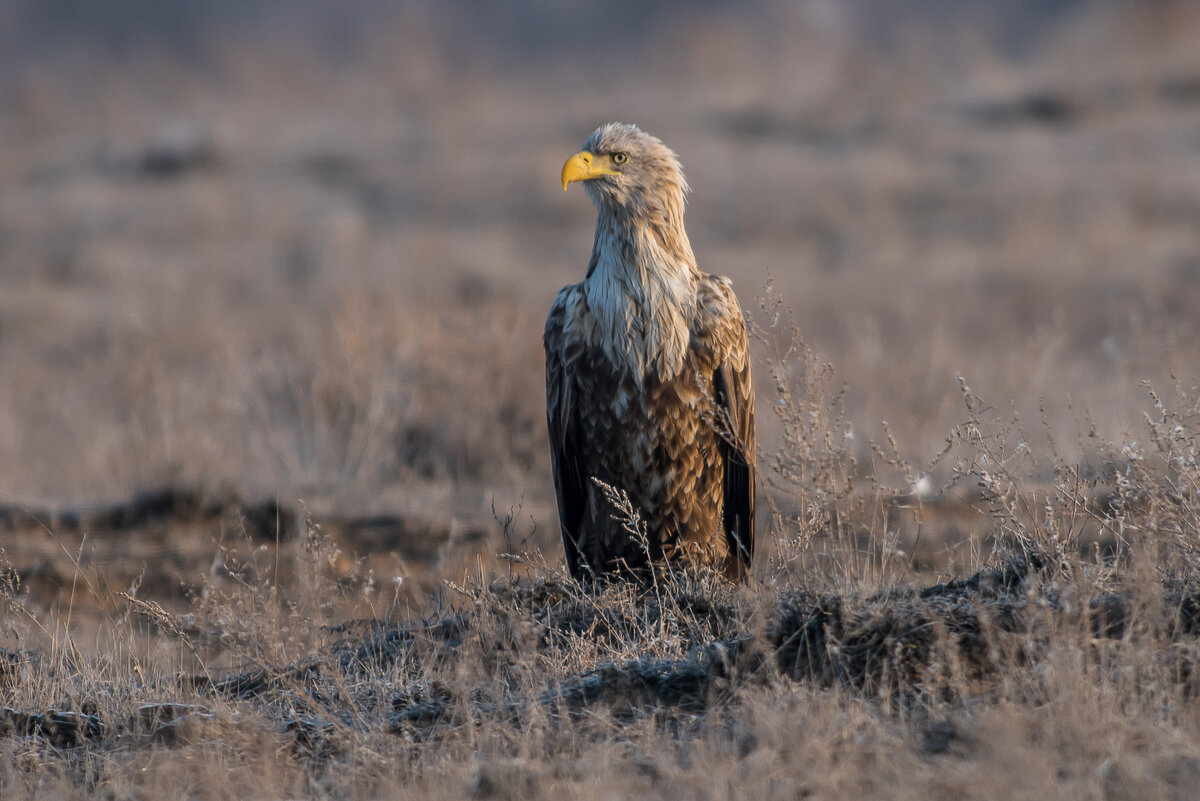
545, 122, 755, 580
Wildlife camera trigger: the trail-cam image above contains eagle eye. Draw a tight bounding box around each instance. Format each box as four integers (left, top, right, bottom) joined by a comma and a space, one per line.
612, 152, 629, 164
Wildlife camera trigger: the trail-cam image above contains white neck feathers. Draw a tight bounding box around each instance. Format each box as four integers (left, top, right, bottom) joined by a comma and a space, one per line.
584, 213, 697, 381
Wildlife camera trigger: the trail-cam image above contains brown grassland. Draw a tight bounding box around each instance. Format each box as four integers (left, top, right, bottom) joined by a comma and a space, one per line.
2, 2, 1200, 798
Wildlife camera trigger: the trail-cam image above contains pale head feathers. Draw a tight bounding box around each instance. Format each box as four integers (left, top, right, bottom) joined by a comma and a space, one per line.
578, 123, 690, 218
570, 123, 700, 381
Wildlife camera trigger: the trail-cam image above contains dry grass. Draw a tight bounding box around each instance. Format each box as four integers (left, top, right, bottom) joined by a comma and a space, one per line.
2, 1, 1200, 798
2, 372, 1200, 800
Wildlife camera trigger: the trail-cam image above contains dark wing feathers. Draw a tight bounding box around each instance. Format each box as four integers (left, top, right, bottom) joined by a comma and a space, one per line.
703, 276, 756, 579
713, 356, 755, 578
544, 298, 586, 578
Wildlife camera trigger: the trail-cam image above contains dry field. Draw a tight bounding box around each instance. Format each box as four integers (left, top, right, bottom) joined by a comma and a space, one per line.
2, 2, 1200, 798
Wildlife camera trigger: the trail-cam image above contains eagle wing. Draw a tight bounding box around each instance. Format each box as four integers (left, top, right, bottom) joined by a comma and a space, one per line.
706, 279, 755, 578
544, 288, 587, 578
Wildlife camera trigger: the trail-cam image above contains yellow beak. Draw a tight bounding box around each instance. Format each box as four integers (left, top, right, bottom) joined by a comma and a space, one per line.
560, 150, 620, 190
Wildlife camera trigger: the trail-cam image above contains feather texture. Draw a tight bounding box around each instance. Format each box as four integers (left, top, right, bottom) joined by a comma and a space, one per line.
546, 123, 755, 580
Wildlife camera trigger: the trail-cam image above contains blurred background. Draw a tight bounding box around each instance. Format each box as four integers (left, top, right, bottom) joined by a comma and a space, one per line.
0, 0, 1198, 581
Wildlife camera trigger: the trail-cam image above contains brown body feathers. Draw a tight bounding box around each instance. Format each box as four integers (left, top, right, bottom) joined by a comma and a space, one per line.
546, 123, 755, 580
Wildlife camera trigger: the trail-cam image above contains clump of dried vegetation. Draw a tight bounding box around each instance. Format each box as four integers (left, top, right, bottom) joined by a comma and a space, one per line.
2, 338, 1199, 800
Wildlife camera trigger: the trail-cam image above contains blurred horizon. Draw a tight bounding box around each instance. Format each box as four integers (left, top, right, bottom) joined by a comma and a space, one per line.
0, 0, 1123, 78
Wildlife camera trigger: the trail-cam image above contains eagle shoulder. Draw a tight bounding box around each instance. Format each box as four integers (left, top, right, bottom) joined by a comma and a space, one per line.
692, 273, 750, 371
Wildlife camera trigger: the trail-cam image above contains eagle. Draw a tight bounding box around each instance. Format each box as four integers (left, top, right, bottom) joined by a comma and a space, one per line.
545, 122, 755, 581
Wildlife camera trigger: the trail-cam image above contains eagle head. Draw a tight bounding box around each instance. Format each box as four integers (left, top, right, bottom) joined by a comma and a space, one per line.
561, 122, 689, 216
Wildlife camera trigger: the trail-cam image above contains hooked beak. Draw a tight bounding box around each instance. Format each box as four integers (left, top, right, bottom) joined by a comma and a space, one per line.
560, 150, 620, 190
